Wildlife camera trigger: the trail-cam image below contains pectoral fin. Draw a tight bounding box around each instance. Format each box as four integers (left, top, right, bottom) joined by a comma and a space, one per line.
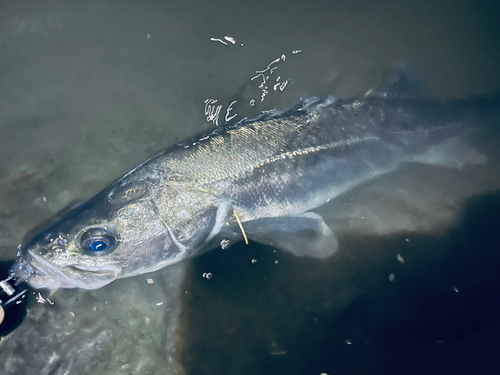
412, 137, 487, 168
242, 212, 338, 258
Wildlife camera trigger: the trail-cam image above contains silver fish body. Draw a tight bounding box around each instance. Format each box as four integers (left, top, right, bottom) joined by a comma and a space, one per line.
11, 67, 497, 290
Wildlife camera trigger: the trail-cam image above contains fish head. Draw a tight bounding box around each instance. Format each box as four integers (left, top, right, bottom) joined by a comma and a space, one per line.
12, 178, 179, 291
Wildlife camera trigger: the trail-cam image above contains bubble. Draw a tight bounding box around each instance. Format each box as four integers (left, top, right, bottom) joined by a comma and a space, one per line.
202, 273, 213, 279
36, 292, 46, 304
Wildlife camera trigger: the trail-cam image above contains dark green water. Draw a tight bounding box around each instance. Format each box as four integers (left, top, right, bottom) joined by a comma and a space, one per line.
0, 0, 499, 374
183, 191, 500, 374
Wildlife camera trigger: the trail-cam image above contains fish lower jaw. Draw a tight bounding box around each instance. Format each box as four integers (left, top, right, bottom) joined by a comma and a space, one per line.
27, 267, 120, 290
28, 273, 76, 290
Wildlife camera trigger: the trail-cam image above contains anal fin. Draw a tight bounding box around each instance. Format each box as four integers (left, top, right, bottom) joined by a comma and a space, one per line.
412, 137, 487, 168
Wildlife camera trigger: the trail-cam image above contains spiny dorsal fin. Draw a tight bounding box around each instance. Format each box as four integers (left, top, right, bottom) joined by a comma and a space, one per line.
366, 63, 426, 100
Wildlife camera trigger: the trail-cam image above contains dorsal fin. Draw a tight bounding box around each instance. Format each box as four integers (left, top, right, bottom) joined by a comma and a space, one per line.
366, 63, 426, 100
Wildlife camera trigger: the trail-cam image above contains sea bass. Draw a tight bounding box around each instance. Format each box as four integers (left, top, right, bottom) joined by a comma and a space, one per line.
10, 67, 497, 290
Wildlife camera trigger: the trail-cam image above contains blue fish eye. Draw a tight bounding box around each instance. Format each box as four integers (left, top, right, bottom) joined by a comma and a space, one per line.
90, 240, 108, 251
81, 228, 117, 255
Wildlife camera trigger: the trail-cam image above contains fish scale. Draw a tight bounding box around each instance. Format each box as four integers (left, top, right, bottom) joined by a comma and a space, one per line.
7, 66, 498, 291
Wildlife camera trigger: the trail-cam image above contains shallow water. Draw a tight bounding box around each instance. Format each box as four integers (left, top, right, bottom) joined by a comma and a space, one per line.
0, 0, 499, 374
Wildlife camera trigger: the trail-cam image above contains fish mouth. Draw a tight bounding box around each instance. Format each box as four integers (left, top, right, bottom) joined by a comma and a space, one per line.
21, 249, 122, 290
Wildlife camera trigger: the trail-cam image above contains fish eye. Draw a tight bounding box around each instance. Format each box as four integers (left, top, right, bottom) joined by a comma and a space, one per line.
80, 227, 117, 255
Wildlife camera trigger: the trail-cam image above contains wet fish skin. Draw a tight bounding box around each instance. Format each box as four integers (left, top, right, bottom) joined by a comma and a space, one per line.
12, 67, 497, 290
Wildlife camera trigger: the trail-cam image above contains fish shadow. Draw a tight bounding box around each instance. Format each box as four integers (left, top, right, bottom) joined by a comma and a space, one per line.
179, 189, 500, 375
